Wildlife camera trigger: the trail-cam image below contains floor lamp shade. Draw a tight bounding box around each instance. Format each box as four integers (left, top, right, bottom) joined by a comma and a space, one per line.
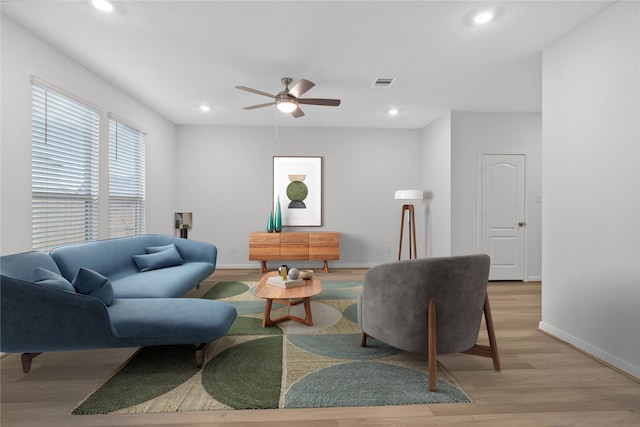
394, 190, 424, 201
395, 190, 423, 260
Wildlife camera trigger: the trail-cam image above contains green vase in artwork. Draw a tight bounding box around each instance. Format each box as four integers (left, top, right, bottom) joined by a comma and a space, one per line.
274, 196, 282, 232
267, 211, 274, 233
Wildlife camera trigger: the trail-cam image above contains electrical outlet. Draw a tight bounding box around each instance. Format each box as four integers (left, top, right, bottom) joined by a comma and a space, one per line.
386, 246, 391, 254
229, 246, 236, 255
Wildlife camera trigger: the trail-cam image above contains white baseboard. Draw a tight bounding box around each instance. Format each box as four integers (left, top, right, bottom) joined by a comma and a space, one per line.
538, 321, 640, 379
527, 275, 542, 282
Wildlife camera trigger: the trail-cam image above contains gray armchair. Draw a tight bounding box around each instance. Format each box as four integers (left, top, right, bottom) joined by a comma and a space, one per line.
358, 254, 500, 391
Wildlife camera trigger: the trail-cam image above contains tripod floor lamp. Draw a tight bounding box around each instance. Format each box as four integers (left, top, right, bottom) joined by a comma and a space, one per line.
395, 190, 423, 260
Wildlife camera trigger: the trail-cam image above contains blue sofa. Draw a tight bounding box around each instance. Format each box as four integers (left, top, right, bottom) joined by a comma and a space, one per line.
49, 234, 217, 298
0, 235, 237, 373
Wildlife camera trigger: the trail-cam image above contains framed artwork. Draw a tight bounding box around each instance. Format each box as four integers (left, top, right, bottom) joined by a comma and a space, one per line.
273, 156, 322, 226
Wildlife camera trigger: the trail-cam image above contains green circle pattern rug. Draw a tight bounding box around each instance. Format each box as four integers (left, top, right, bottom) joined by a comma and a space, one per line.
202, 336, 283, 409
71, 279, 471, 414
284, 361, 471, 408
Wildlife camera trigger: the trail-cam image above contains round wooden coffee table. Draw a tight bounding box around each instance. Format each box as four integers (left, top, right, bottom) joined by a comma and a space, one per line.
254, 271, 323, 327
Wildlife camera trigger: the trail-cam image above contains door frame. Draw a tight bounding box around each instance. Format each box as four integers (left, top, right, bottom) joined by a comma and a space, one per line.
477, 151, 528, 281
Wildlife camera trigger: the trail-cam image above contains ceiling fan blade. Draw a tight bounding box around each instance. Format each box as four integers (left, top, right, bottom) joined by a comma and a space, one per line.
298, 98, 341, 107
288, 79, 315, 98
291, 107, 305, 118
243, 102, 276, 110
235, 86, 277, 99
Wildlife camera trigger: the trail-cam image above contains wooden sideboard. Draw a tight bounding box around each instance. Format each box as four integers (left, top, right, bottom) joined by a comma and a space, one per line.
249, 231, 340, 273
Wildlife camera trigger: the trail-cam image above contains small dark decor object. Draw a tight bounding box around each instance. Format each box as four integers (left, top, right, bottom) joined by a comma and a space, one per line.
175, 212, 193, 239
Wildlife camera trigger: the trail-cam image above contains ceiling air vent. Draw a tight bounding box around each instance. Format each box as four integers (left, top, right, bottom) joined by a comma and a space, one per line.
372, 77, 396, 88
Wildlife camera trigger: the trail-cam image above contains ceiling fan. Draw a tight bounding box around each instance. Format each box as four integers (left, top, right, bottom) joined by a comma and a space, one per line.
235, 77, 341, 118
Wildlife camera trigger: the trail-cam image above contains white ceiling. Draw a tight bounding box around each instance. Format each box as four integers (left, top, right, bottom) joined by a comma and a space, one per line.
2, 0, 614, 129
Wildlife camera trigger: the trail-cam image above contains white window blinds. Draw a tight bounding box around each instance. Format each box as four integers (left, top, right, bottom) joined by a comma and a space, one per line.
31, 82, 100, 252
109, 118, 146, 238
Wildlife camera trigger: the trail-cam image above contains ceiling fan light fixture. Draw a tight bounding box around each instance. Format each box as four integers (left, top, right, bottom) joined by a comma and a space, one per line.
277, 100, 297, 113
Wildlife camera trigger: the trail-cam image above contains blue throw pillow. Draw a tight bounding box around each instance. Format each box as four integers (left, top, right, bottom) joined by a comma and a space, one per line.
146, 243, 178, 254
71, 267, 114, 306
32, 267, 75, 292
133, 246, 184, 272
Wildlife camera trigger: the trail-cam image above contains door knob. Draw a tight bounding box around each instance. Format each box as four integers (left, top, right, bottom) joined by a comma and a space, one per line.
518, 222, 526, 227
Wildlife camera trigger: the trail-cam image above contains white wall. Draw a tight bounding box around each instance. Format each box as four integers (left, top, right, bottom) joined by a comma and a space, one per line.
0, 16, 178, 255
421, 111, 542, 279
421, 112, 452, 257
451, 112, 543, 280
0, 14, 545, 280
175, 126, 423, 268
541, 1, 640, 378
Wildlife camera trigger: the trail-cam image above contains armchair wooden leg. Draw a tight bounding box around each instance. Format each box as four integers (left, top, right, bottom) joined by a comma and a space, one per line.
483, 294, 501, 371
21, 352, 42, 374
463, 294, 501, 371
427, 297, 437, 392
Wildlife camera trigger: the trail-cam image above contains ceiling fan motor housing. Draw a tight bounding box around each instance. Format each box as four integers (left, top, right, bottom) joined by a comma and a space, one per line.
277, 92, 296, 103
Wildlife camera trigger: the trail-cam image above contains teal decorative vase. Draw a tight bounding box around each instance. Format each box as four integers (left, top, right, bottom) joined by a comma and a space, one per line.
275, 196, 282, 232
267, 211, 274, 233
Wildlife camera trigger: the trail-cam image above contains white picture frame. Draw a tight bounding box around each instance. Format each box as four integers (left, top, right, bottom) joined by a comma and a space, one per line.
273, 156, 322, 226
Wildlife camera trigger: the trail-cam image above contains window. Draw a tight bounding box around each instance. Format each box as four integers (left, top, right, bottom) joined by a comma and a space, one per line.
109, 117, 145, 238
31, 81, 100, 252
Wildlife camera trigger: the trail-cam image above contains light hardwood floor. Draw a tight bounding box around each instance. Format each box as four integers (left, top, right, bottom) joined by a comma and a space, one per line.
2, 268, 639, 426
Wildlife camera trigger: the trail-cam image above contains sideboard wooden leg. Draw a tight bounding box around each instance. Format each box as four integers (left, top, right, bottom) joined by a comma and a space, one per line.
322, 260, 329, 273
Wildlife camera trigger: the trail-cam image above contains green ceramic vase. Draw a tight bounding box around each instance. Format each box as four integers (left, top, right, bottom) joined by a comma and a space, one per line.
267, 211, 274, 233
275, 196, 282, 232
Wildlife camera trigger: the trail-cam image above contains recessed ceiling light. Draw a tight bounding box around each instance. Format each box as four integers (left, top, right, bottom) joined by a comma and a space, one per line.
92, 0, 114, 13
474, 11, 494, 24
388, 108, 399, 116
199, 105, 211, 112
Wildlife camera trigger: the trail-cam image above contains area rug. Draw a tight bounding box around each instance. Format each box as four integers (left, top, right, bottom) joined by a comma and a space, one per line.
71, 280, 471, 414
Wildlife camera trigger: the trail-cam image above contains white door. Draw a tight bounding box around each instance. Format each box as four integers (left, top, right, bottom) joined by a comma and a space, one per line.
480, 154, 526, 281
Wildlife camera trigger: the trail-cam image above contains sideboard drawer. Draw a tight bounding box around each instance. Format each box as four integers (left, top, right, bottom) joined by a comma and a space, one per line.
280, 233, 309, 244
309, 232, 340, 260
281, 233, 309, 260
249, 232, 280, 260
